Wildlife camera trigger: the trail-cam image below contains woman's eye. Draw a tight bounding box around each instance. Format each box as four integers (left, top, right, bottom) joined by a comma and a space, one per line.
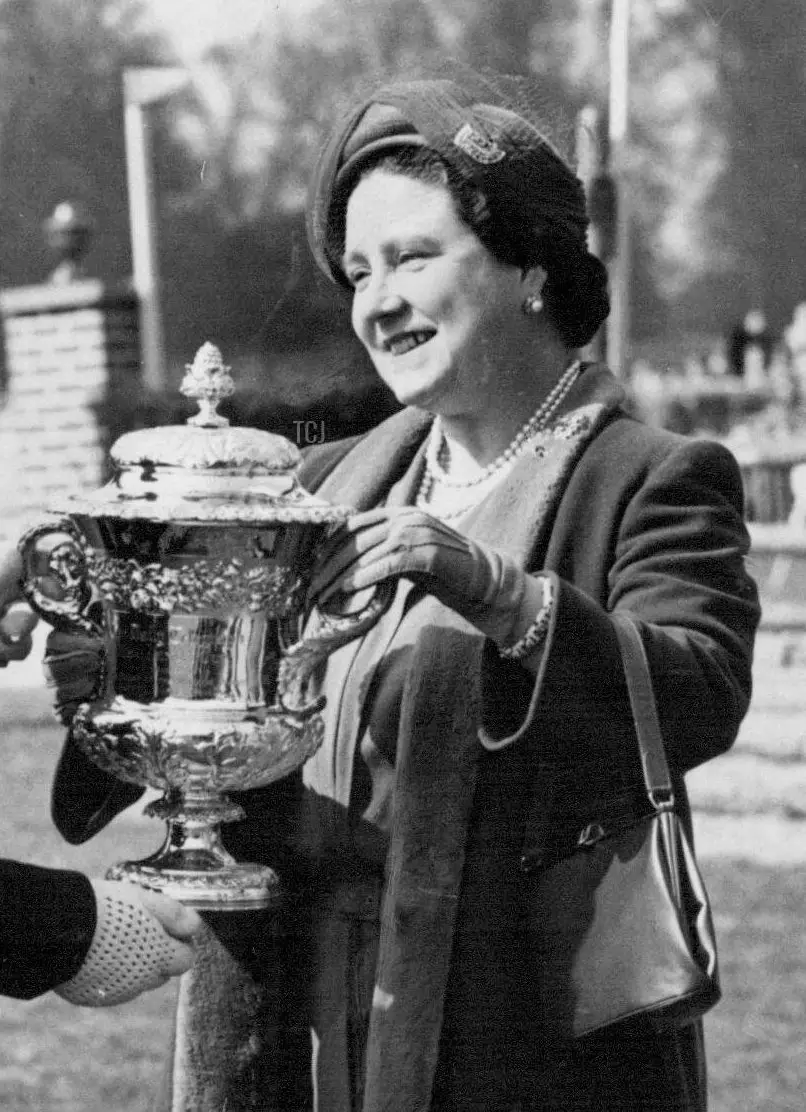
397, 252, 426, 268
347, 268, 370, 289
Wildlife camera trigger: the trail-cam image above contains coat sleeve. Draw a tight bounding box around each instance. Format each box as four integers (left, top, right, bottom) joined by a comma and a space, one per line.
0, 859, 96, 999
479, 437, 760, 775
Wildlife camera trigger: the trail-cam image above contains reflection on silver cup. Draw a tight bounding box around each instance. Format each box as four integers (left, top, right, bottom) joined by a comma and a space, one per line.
19, 344, 392, 909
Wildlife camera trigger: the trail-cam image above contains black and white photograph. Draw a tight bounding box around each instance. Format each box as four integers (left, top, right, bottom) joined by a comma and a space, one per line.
0, 1, 803, 1109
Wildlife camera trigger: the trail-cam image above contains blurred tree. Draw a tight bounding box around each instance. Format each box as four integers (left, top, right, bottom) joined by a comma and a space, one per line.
157, 0, 580, 377
693, 0, 806, 336
160, 0, 729, 352
0, 0, 166, 286
551, 0, 806, 341
3, 0, 805, 386
168, 0, 575, 232
543, 1, 726, 311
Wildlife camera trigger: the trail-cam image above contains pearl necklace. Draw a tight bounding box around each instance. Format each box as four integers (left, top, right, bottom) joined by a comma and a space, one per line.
421, 358, 582, 494
416, 467, 514, 521
415, 359, 583, 521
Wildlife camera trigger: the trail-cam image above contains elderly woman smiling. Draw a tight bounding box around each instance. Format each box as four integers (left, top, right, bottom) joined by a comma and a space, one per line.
50, 74, 759, 1111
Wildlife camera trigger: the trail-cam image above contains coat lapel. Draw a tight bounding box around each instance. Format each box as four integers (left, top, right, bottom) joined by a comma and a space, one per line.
314, 407, 431, 511
311, 363, 625, 538
462, 364, 627, 561
299, 409, 431, 814
363, 611, 484, 1112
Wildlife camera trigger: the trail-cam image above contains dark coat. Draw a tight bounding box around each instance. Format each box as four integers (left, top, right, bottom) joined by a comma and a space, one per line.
52, 366, 760, 1110
0, 859, 96, 998
228, 369, 759, 1111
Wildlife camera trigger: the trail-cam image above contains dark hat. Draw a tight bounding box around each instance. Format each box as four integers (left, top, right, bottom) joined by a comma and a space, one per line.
335, 103, 427, 191
307, 76, 590, 287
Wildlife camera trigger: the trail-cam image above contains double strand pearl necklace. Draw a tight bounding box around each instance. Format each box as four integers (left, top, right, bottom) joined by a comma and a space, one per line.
416, 359, 582, 517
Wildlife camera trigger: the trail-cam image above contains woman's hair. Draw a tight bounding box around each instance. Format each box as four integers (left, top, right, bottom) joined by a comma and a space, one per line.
341, 145, 609, 349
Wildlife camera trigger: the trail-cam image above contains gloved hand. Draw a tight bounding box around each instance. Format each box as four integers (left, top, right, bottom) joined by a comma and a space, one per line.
55, 880, 202, 1007
309, 506, 541, 647
0, 602, 38, 667
0, 547, 37, 666
43, 629, 106, 724
0, 545, 24, 609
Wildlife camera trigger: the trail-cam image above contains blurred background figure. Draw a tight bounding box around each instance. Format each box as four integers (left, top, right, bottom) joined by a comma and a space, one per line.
705, 340, 730, 378
628, 357, 691, 431
784, 301, 806, 405
728, 309, 775, 385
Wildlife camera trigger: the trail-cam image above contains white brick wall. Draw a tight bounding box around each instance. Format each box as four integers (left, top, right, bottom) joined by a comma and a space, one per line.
0, 280, 141, 551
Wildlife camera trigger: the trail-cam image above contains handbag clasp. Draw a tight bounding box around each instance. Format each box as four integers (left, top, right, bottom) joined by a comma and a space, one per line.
648, 787, 675, 812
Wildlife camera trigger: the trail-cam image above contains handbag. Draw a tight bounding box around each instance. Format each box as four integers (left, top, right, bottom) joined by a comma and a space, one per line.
523, 613, 721, 1039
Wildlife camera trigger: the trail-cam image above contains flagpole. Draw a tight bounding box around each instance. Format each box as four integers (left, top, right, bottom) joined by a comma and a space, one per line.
123, 68, 189, 392
606, 0, 631, 378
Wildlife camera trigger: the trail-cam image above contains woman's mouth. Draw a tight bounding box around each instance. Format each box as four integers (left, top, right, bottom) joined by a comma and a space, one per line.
384, 330, 435, 356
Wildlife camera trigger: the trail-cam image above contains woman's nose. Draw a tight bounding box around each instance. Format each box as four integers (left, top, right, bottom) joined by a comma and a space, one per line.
363, 275, 406, 320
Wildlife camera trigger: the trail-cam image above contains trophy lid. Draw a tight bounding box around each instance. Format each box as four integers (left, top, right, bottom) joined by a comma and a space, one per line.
60, 343, 351, 525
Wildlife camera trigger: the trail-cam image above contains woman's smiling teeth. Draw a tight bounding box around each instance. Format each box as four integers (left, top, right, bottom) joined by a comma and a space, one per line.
385, 330, 434, 355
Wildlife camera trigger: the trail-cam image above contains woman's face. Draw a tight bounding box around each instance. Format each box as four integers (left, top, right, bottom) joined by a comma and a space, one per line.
343, 169, 530, 416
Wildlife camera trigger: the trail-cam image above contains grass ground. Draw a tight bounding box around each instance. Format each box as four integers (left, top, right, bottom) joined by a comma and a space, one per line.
703, 863, 806, 1112
1, 641, 806, 1110
0, 689, 177, 1111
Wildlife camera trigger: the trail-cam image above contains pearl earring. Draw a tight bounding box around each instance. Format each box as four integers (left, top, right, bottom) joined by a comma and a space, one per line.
522, 294, 543, 316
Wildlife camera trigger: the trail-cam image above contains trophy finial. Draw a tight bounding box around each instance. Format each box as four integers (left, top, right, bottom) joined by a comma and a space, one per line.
180, 342, 235, 428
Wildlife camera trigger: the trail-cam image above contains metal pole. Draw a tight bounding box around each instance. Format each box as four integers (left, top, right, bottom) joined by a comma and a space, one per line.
123, 68, 189, 392
577, 103, 612, 365
606, 0, 631, 378
124, 94, 163, 391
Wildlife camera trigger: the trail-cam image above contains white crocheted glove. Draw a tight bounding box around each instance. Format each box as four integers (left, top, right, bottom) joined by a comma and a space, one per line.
55, 881, 201, 1007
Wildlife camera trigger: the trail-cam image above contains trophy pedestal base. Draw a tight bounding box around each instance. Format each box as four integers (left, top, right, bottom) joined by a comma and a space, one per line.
105, 788, 284, 910
105, 858, 282, 911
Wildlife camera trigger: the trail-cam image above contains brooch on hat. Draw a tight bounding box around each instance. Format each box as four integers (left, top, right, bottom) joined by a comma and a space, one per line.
452, 123, 506, 165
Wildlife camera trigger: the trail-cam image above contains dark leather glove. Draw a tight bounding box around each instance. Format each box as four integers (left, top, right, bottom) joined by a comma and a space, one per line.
0, 547, 37, 666
0, 603, 38, 666
310, 506, 538, 646
43, 629, 105, 725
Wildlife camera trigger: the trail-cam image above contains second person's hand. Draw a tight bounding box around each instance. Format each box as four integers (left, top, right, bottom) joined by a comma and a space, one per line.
55, 880, 203, 1008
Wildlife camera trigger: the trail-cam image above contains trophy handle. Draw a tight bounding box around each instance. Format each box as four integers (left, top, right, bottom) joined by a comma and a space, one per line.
277, 578, 396, 713
17, 518, 104, 637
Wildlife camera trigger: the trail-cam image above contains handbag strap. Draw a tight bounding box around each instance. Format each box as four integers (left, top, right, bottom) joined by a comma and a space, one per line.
611, 613, 675, 809
519, 612, 674, 873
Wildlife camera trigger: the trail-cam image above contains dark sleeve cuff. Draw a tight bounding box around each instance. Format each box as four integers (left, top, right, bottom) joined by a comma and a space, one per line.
52, 727, 145, 844
477, 574, 556, 750
480, 573, 755, 774
478, 571, 625, 753
0, 861, 96, 999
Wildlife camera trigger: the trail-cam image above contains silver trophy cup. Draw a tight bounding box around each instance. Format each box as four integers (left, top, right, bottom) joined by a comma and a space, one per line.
19, 344, 392, 909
